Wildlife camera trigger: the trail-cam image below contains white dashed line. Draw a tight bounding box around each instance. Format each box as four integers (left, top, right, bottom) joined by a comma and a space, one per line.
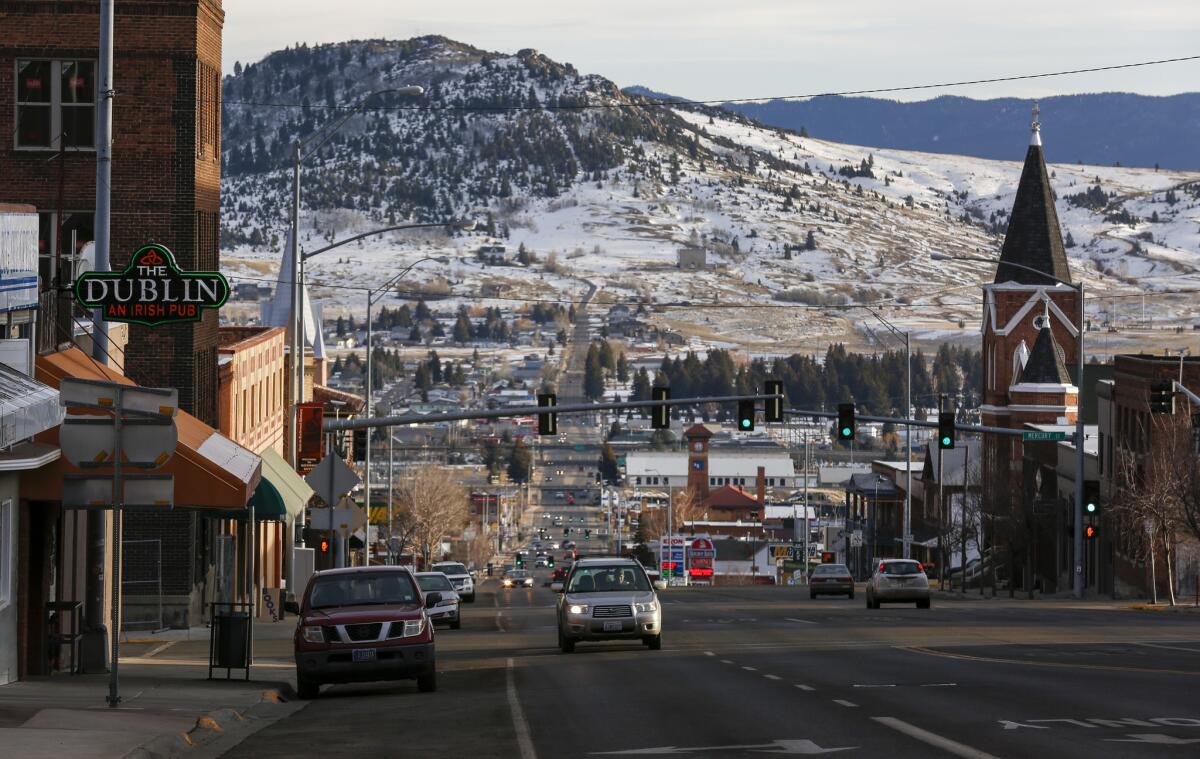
784, 617, 819, 624
872, 716, 999, 759
794, 684, 815, 691
920, 683, 958, 688
720, 659, 734, 664
853, 684, 896, 688
764, 674, 782, 680
742, 666, 758, 672
833, 699, 859, 708
703, 651, 715, 656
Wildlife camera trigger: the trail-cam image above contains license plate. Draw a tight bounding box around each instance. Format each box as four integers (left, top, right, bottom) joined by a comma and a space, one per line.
352, 648, 377, 663
603, 621, 622, 632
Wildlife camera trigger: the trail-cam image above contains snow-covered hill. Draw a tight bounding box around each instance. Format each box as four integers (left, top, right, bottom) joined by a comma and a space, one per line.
220, 37, 1200, 353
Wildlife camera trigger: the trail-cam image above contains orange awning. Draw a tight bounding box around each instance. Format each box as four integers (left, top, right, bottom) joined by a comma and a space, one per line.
23, 348, 261, 510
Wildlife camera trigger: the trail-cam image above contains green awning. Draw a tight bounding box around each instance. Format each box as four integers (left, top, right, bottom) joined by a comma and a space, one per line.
237, 449, 314, 522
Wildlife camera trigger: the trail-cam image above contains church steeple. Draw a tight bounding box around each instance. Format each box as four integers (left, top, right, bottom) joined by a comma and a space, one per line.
994, 103, 1073, 286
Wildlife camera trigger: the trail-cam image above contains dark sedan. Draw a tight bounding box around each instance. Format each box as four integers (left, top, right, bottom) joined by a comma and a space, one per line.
808, 563, 855, 599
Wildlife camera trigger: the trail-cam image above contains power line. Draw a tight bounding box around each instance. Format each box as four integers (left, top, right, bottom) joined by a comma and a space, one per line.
220, 53, 1200, 113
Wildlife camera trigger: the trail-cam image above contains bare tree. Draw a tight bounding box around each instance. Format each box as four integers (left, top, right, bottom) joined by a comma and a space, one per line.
395, 465, 470, 568
1111, 413, 1191, 606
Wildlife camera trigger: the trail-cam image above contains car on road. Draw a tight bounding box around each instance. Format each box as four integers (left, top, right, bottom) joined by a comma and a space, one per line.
552, 557, 666, 653
502, 569, 535, 588
808, 563, 854, 598
414, 572, 462, 630
430, 561, 475, 603
535, 557, 548, 568
865, 559, 931, 609
286, 566, 440, 698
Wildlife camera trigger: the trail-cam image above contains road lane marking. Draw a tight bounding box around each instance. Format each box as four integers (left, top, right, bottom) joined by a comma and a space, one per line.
833, 700, 858, 708
720, 659, 734, 664
764, 674, 782, 680
902, 645, 1200, 676
872, 717, 999, 759
785, 618, 819, 624
795, 684, 816, 691
142, 640, 177, 658
920, 683, 957, 687
852, 684, 895, 688
703, 651, 715, 656
507, 657, 538, 759
742, 666, 758, 671
1135, 642, 1200, 654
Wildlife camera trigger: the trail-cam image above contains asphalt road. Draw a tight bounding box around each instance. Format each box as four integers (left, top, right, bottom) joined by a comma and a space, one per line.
222, 579, 1200, 758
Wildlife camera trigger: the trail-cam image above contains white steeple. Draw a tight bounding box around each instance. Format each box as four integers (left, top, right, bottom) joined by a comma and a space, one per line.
1030, 101, 1042, 147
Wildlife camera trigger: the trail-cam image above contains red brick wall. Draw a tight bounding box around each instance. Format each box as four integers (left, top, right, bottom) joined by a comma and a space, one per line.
982, 287, 1080, 409
0, 0, 224, 424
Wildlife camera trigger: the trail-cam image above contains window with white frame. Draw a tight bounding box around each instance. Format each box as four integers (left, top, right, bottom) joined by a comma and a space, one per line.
16, 59, 96, 149
0, 499, 12, 610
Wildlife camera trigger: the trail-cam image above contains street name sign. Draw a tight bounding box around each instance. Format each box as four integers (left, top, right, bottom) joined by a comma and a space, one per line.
1022, 430, 1067, 442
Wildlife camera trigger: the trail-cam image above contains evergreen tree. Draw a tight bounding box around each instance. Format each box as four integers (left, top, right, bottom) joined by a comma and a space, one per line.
616, 354, 629, 383
583, 344, 605, 400
507, 443, 532, 484
453, 307, 472, 344
598, 443, 621, 484
415, 298, 432, 321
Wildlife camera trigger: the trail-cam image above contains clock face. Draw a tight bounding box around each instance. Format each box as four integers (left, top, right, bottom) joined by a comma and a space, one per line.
693, 442, 704, 452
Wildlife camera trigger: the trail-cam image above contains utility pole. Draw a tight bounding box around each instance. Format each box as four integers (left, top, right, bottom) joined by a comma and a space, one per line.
94, 0, 114, 362
802, 428, 810, 582
387, 429, 394, 565
938, 394, 946, 590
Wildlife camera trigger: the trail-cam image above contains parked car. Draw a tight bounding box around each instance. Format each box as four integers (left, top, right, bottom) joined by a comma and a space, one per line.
552, 557, 666, 653
430, 561, 475, 603
414, 572, 461, 630
865, 559, 931, 609
286, 566, 439, 699
502, 569, 535, 588
808, 563, 854, 599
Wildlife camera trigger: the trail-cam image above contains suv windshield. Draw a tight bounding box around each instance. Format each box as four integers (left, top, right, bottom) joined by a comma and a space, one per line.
881, 561, 923, 576
308, 572, 418, 609
567, 565, 651, 593
434, 563, 468, 576
416, 574, 454, 592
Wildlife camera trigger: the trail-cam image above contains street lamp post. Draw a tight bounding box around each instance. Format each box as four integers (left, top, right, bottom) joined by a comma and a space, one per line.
862, 308, 913, 560
288, 86, 424, 472
932, 252, 1087, 600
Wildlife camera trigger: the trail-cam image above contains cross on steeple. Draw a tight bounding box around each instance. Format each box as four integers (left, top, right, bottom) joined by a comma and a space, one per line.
1030, 101, 1042, 146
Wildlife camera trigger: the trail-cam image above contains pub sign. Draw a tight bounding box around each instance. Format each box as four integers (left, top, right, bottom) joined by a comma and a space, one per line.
74, 244, 229, 326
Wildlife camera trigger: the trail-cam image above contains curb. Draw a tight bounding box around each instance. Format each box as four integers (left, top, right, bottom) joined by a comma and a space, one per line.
122, 688, 302, 759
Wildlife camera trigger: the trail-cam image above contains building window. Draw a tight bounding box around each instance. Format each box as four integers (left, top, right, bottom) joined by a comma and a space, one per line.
0, 499, 11, 610
16, 60, 96, 150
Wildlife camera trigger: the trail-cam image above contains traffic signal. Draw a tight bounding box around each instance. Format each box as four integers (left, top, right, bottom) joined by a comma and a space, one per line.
651, 386, 670, 429
352, 428, 367, 460
837, 403, 855, 441
1150, 380, 1175, 414
737, 399, 755, 431
764, 379, 784, 423
319, 538, 330, 555
515, 552, 525, 567
938, 411, 955, 450
547, 556, 554, 567
1084, 482, 1100, 520
537, 393, 558, 435
1085, 524, 1097, 540
584, 529, 591, 539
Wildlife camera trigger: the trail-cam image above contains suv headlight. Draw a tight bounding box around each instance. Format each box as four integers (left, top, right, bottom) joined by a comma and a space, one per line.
400, 618, 425, 637
634, 602, 658, 613
302, 625, 324, 644
568, 604, 589, 615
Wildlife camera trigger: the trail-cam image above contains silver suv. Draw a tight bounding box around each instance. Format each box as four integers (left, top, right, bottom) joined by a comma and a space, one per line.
552, 557, 666, 653
430, 561, 475, 603
865, 559, 931, 609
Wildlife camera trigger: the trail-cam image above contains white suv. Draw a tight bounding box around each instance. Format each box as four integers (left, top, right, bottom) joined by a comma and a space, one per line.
865, 559, 931, 609
552, 557, 666, 653
430, 561, 475, 603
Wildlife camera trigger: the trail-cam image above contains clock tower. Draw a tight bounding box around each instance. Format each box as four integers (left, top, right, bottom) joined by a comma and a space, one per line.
684, 424, 713, 500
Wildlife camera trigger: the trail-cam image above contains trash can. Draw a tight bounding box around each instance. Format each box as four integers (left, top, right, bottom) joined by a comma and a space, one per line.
209, 602, 252, 679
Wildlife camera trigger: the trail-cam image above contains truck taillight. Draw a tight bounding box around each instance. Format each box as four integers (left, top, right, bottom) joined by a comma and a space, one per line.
917, 562, 925, 573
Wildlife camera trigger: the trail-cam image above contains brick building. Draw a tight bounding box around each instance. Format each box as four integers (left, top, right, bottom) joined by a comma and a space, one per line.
1, 1, 233, 639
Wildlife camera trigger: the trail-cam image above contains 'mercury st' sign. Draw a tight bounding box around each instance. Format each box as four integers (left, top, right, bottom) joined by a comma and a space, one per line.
74, 244, 229, 327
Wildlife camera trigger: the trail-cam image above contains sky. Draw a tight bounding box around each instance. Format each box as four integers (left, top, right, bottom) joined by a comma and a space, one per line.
222, 1, 1200, 102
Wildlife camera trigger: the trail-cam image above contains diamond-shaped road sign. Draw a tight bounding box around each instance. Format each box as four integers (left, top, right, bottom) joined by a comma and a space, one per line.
307, 503, 368, 534
305, 454, 361, 508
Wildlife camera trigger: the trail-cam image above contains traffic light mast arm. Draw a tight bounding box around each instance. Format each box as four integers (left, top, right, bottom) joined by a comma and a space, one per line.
783, 408, 1034, 439
1172, 380, 1200, 407
325, 393, 783, 431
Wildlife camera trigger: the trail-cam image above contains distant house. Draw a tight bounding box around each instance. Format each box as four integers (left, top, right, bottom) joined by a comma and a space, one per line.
677, 246, 706, 270
235, 283, 261, 301
478, 244, 513, 265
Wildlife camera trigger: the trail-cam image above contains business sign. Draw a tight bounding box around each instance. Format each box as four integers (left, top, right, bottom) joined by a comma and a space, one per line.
296, 403, 325, 474
74, 243, 229, 326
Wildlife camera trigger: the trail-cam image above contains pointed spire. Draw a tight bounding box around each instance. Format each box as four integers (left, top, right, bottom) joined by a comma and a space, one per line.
994, 107, 1072, 286
1019, 317, 1072, 385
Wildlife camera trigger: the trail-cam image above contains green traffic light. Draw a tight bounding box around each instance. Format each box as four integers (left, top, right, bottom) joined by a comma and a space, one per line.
941, 436, 952, 447
841, 427, 851, 437
1086, 503, 1096, 513
741, 418, 751, 429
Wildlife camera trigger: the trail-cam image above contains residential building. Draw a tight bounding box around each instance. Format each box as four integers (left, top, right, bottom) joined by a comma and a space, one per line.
676, 246, 706, 270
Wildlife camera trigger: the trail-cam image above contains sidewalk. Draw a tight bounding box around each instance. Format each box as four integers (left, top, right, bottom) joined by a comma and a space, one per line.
0, 619, 305, 759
